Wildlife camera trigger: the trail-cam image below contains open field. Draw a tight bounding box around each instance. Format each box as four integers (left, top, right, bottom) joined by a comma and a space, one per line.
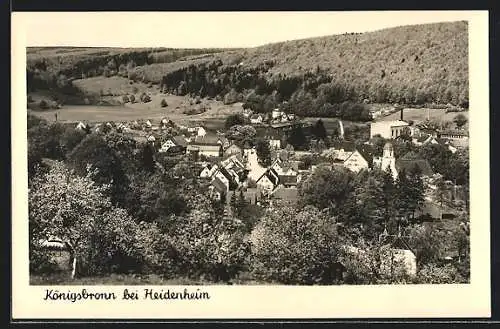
380, 107, 469, 124
29, 96, 244, 126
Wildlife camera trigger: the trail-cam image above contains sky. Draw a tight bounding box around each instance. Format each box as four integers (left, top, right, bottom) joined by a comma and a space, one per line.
14, 11, 477, 48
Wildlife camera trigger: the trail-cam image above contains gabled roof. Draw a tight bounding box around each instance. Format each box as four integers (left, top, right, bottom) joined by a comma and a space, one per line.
356, 145, 375, 166
211, 176, 228, 194
257, 168, 280, 186
218, 166, 235, 183
169, 135, 187, 147
396, 152, 434, 176
279, 175, 298, 186
191, 135, 220, 145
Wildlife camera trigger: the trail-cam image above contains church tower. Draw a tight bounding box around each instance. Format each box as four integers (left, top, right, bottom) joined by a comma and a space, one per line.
380, 142, 398, 180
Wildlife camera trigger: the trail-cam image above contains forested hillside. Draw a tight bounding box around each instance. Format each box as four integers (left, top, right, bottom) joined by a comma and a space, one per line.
27, 21, 468, 121
156, 21, 468, 120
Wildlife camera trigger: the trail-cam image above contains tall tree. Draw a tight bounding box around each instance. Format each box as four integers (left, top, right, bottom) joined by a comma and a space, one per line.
298, 166, 354, 212
312, 119, 327, 140
255, 139, 272, 167
287, 125, 307, 150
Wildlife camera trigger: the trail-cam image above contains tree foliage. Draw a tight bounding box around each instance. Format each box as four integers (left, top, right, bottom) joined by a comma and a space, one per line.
250, 204, 342, 284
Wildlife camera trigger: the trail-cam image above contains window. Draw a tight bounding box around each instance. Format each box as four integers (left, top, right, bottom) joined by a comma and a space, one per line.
392, 130, 394, 137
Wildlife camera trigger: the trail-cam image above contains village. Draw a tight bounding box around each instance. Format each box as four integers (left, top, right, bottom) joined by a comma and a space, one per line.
70, 106, 469, 224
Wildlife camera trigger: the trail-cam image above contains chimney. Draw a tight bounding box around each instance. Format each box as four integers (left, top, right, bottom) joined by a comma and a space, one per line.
400, 108, 404, 121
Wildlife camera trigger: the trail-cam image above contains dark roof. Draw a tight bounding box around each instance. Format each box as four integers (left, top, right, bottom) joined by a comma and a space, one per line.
331, 141, 356, 152
417, 135, 431, 143
218, 166, 235, 182
279, 175, 298, 186
258, 168, 279, 186
439, 129, 468, 137
396, 157, 434, 176
356, 145, 375, 166
211, 177, 228, 194
170, 135, 187, 147
192, 135, 220, 145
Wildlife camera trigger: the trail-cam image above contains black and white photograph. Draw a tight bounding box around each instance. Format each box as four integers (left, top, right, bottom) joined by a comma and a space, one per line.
12, 11, 490, 319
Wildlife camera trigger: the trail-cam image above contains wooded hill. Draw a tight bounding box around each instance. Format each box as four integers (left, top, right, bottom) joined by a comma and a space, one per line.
27, 21, 468, 121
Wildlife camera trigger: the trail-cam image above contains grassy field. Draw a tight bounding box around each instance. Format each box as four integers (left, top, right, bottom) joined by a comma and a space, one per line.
380, 107, 469, 124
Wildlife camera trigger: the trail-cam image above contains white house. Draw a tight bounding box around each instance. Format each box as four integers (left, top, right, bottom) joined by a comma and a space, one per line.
256, 169, 280, 194
145, 120, 152, 128
370, 120, 410, 139
75, 122, 87, 130
159, 136, 188, 153
269, 139, 281, 150
200, 164, 219, 179
342, 150, 370, 173
250, 114, 263, 124
271, 159, 299, 176
271, 108, 283, 120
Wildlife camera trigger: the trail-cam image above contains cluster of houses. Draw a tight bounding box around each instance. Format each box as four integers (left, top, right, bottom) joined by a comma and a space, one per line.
243, 108, 297, 125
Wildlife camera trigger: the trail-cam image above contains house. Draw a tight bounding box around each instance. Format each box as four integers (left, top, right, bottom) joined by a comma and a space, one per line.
224, 143, 243, 158
218, 136, 231, 149
250, 114, 263, 124
278, 175, 299, 188
210, 176, 229, 201
256, 169, 280, 194
38, 237, 72, 273
221, 154, 246, 173
187, 135, 223, 158
438, 129, 469, 148
413, 135, 458, 153
145, 120, 152, 128
147, 135, 156, 143
438, 129, 469, 140
269, 139, 281, 150
214, 166, 239, 189
200, 164, 219, 179
342, 149, 371, 173
159, 135, 188, 153
75, 122, 87, 131
271, 108, 283, 119
187, 126, 207, 137
370, 120, 410, 139
395, 151, 434, 177
379, 235, 417, 278
242, 108, 254, 118
323, 142, 371, 173
271, 159, 299, 176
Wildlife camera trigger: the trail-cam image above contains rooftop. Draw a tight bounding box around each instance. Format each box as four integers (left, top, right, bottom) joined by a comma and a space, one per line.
373, 120, 409, 127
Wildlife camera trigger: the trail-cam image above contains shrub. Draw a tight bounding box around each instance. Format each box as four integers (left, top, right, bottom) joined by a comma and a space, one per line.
129, 95, 136, 103
141, 93, 152, 103
39, 100, 49, 110
161, 99, 168, 107
122, 95, 130, 103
